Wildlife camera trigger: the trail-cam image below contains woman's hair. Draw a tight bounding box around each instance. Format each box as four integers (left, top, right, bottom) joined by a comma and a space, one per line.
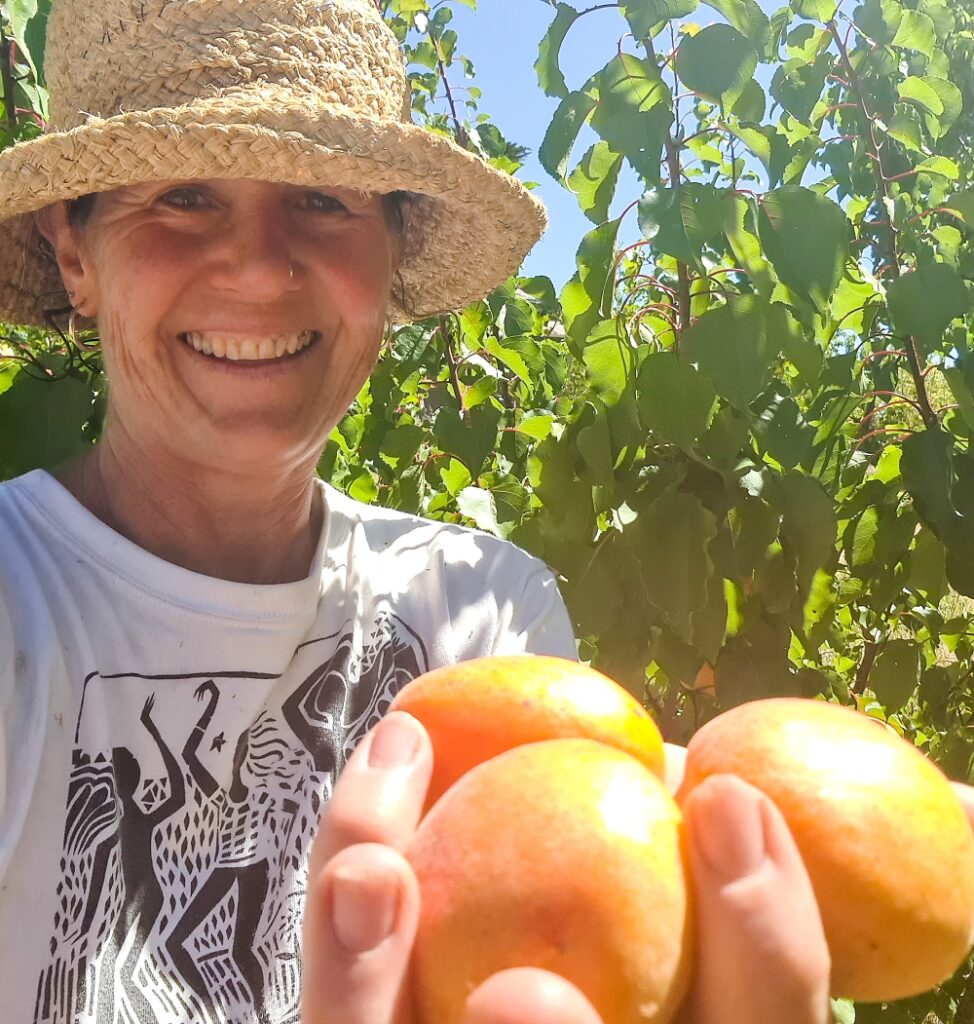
47, 187, 420, 323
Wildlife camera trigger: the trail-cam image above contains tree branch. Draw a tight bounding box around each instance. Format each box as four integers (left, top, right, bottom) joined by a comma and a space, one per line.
665, 138, 692, 336
828, 20, 938, 432
0, 20, 17, 135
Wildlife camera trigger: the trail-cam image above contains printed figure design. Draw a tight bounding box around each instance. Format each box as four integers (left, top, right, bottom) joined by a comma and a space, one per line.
33, 612, 428, 1024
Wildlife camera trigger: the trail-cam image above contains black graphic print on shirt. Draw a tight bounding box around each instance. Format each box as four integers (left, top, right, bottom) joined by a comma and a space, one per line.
33, 612, 428, 1024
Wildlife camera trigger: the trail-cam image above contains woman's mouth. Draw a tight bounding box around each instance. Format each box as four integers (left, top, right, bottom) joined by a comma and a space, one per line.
178, 330, 319, 361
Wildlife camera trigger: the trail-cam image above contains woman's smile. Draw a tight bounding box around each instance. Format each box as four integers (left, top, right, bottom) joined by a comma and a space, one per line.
178, 328, 320, 362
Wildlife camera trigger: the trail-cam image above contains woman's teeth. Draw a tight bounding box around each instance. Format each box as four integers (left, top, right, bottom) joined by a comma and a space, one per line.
181, 330, 316, 360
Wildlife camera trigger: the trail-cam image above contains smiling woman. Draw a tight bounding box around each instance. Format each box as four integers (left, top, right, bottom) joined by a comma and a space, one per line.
34, 176, 413, 584
0, 2, 583, 1023
3, 3, 953, 1024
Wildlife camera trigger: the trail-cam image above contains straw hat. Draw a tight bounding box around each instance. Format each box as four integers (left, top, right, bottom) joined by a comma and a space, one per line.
0, 0, 548, 328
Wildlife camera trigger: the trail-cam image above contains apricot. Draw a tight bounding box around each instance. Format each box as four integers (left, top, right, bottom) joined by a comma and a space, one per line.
407, 738, 692, 1024
390, 655, 665, 809
678, 697, 974, 1001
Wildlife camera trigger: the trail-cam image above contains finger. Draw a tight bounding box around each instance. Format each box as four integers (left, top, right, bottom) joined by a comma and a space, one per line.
951, 782, 974, 830
462, 968, 603, 1024
664, 742, 688, 796
301, 841, 420, 1024
313, 710, 433, 870
679, 774, 832, 1024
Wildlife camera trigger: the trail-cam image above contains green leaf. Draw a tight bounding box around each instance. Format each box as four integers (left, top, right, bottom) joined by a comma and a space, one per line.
750, 386, 814, 468
870, 640, 920, 712
587, 54, 673, 180
560, 219, 622, 349
854, 0, 903, 44
0, 370, 94, 479
539, 91, 597, 181
432, 404, 501, 477
731, 80, 767, 121
769, 53, 830, 123
637, 490, 717, 642
728, 121, 789, 182
439, 457, 472, 497
907, 526, 948, 601
484, 336, 532, 384
676, 24, 758, 109
716, 620, 798, 706
900, 430, 953, 537
891, 9, 937, 57
568, 141, 624, 224
897, 75, 945, 116
944, 189, 974, 226
847, 505, 881, 567
944, 363, 974, 433
576, 402, 615, 485
701, 0, 771, 52
622, 0, 699, 38
916, 155, 960, 181
780, 471, 837, 592
347, 469, 378, 503
758, 186, 849, 311
457, 486, 501, 535
583, 320, 635, 406
684, 296, 783, 409
23, 0, 52, 89
7, 0, 40, 77
886, 105, 925, 154
691, 571, 729, 663
637, 352, 717, 449
535, 3, 580, 99
637, 183, 731, 271
921, 78, 962, 134
886, 265, 969, 353
791, 0, 837, 21
516, 414, 555, 441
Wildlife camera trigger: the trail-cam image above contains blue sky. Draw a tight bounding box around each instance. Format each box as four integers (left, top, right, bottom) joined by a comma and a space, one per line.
442, 0, 780, 291
445, 2, 647, 291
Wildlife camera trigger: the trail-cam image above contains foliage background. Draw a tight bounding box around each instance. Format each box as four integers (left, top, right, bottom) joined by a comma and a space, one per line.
3, 0, 974, 1018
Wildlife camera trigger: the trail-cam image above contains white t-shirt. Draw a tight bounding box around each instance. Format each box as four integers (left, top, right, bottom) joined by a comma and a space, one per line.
0, 469, 576, 1024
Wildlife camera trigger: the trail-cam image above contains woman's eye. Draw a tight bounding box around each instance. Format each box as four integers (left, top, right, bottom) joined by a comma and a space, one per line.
160, 188, 208, 210
303, 192, 349, 214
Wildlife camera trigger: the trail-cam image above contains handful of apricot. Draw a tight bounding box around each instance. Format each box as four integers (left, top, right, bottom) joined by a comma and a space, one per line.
391, 655, 974, 1022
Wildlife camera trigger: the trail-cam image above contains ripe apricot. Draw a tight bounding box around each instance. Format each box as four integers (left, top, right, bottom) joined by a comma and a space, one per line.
390, 655, 665, 809
407, 738, 692, 1024
678, 697, 974, 1001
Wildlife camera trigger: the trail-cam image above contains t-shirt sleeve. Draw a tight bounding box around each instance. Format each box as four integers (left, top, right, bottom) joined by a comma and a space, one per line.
490, 562, 578, 661
0, 589, 12, 833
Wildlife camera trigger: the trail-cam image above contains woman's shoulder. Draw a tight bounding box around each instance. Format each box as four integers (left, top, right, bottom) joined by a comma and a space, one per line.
320, 480, 551, 575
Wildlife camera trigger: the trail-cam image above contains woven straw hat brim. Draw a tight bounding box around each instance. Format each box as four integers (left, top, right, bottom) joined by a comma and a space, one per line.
0, 98, 547, 327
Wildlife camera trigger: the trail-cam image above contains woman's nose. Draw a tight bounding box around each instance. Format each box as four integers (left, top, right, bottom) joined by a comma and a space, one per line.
207, 208, 303, 298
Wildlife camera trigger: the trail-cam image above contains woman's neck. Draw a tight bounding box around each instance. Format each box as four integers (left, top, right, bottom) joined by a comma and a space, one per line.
51, 438, 324, 585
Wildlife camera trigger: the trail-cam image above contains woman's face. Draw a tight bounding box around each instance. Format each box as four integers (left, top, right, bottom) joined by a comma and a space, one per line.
37, 178, 403, 474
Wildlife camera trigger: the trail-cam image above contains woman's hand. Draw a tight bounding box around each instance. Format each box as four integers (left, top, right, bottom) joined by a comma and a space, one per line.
665, 744, 832, 1024
303, 715, 891, 1024
300, 711, 604, 1024
953, 782, 974, 829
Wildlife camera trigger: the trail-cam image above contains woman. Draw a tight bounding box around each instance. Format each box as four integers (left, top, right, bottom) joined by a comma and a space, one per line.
0, 2, 968, 1023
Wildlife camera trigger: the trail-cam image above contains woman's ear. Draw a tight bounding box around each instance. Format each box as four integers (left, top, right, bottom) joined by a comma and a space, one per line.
34, 203, 92, 314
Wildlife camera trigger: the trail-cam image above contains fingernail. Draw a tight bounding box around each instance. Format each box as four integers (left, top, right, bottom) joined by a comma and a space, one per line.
331, 864, 400, 953
690, 775, 767, 879
368, 712, 421, 768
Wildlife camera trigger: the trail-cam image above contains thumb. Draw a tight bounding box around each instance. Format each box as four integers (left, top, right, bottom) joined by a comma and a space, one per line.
462, 968, 604, 1024
301, 842, 420, 1024
679, 774, 831, 1024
